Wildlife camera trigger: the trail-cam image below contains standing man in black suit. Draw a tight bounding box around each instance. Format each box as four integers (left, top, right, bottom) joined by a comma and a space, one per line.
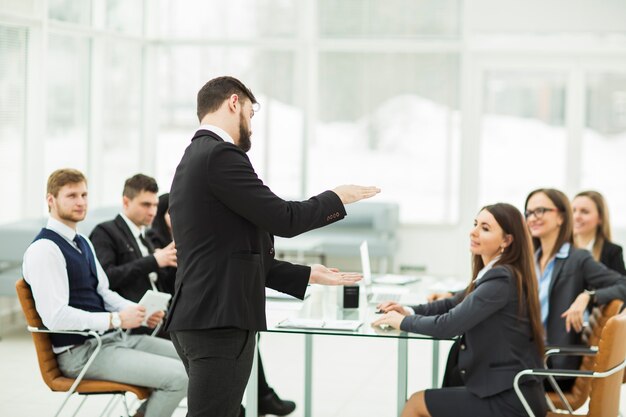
90, 174, 177, 305
166, 76, 380, 417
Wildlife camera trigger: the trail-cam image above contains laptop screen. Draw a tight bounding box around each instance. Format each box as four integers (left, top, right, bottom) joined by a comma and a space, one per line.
359, 240, 373, 286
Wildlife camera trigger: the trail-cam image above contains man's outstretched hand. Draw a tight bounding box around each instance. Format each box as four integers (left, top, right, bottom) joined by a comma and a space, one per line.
308, 264, 362, 286
332, 185, 381, 205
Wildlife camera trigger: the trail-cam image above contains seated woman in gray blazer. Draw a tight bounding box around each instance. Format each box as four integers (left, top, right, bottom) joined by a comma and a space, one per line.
525, 188, 626, 390
572, 190, 626, 275
374, 203, 547, 417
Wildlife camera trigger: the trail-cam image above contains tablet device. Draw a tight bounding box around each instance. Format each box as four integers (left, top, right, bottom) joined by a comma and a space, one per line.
137, 290, 172, 326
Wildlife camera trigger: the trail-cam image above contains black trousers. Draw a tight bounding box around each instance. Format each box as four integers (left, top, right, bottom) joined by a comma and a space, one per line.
171, 328, 256, 417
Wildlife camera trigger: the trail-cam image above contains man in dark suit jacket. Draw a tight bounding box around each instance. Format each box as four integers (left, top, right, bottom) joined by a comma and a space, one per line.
166, 76, 380, 417
90, 174, 177, 305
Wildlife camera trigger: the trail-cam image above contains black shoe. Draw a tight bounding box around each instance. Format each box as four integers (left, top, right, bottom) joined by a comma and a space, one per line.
257, 389, 296, 416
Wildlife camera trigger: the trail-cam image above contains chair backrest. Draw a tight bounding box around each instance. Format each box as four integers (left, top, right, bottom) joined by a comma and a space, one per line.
587, 310, 626, 417
15, 278, 66, 391
556, 299, 624, 410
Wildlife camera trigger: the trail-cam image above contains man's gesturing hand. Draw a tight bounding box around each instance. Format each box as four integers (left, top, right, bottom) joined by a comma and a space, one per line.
154, 241, 177, 268
308, 264, 362, 286
332, 185, 381, 205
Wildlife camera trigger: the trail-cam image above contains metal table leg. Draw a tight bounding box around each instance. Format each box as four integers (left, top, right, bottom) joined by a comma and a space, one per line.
397, 338, 408, 417
431, 340, 440, 388
304, 334, 313, 417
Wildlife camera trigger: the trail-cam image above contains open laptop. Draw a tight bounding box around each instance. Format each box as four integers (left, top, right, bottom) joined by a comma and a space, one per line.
360, 241, 425, 306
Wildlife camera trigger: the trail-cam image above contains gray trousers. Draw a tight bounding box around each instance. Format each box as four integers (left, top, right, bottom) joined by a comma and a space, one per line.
57, 331, 188, 417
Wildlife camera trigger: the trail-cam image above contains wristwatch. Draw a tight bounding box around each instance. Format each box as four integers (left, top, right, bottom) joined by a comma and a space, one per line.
584, 289, 596, 302
110, 312, 122, 329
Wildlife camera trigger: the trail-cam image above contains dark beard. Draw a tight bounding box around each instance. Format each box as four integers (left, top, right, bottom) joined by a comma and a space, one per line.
237, 113, 251, 153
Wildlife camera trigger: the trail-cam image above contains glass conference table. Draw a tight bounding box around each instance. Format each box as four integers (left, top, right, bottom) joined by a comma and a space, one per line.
244, 283, 454, 417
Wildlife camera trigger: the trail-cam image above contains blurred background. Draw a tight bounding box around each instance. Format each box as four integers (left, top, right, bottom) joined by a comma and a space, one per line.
1, 0, 626, 278
2, 2, 626, 416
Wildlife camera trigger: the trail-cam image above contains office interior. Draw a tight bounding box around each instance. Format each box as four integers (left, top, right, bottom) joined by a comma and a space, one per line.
1, 0, 626, 416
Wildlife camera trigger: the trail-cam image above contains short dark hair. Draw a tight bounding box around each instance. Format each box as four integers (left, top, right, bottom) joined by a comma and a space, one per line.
196, 76, 257, 122
47, 168, 87, 197
123, 174, 158, 199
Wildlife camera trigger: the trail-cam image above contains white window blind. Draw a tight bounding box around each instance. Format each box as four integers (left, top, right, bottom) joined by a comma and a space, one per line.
0, 25, 27, 224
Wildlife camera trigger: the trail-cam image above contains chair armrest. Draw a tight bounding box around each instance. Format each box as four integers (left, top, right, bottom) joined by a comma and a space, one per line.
545, 345, 597, 355
544, 346, 598, 362
514, 360, 626, 417
524, 368, 594, 378
27, 326, 100, 339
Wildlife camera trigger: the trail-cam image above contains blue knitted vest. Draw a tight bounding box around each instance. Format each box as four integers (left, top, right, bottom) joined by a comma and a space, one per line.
33, 228, 106, 347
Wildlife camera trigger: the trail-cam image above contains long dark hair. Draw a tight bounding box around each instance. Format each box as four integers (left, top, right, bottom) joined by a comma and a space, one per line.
466, 203, 545, 354
525, 188, 573, 259
149, 193, 172, 248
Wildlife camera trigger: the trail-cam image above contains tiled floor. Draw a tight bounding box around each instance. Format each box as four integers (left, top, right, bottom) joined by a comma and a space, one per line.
0, 319, 624, 416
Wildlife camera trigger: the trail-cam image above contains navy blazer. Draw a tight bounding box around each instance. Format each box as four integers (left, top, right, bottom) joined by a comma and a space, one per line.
544, 246, 626, 371
165, 130, 346, 332
402, 266, 543, 398
600, 240, 626, 275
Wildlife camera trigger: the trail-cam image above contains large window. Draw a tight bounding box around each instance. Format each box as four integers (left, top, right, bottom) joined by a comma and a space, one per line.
155, 47, 301, 196
154, 0, 298, 39
319, 0, 460, 39
582, 73, 626, 227
106, 0, 143, 35
152, 0, 462, 223
48, 0, 91, 26
0, 25, 27, 223
99, 40, 143, 206
45, 34, 90, 177
312, 53, 460, 223
479, 72, 567, 208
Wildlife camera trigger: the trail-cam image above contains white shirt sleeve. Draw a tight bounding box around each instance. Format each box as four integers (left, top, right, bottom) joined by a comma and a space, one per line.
22, 238, 130, 332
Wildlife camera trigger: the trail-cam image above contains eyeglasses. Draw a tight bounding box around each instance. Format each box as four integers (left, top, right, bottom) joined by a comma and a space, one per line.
524, 207, 558, 219
251, 102, 261, 118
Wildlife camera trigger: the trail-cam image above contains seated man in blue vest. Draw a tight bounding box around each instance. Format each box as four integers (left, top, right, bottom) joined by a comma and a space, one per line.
22, 168, 187, 417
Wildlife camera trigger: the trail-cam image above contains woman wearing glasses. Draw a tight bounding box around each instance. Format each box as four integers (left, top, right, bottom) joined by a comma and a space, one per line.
572, 190, 626, 275
374, 203, 547, 417
525, 188, 626, 389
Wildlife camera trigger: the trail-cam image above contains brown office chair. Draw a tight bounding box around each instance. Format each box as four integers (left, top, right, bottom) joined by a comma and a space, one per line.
15, 278, 151, 417
515, 309, 626, 417
544, 299, 623, 412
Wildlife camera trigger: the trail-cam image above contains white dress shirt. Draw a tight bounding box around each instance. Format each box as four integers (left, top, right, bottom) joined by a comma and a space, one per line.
22, 217, 134, 352
197, 123, 235, 144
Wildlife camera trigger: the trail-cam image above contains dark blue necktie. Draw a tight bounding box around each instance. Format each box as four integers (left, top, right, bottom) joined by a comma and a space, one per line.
73, 234, 92, 266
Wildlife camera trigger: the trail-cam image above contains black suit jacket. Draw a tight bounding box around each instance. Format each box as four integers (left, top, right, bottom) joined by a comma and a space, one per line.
89, 215, 160, 302
600, 240, 626, 275
545, 246, 626, 371
403, 266, 543, 398
146, 229, 176, 296
165, 130, 346, 332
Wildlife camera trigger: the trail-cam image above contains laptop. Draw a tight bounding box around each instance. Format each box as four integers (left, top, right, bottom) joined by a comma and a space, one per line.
360, 241, 425, 306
